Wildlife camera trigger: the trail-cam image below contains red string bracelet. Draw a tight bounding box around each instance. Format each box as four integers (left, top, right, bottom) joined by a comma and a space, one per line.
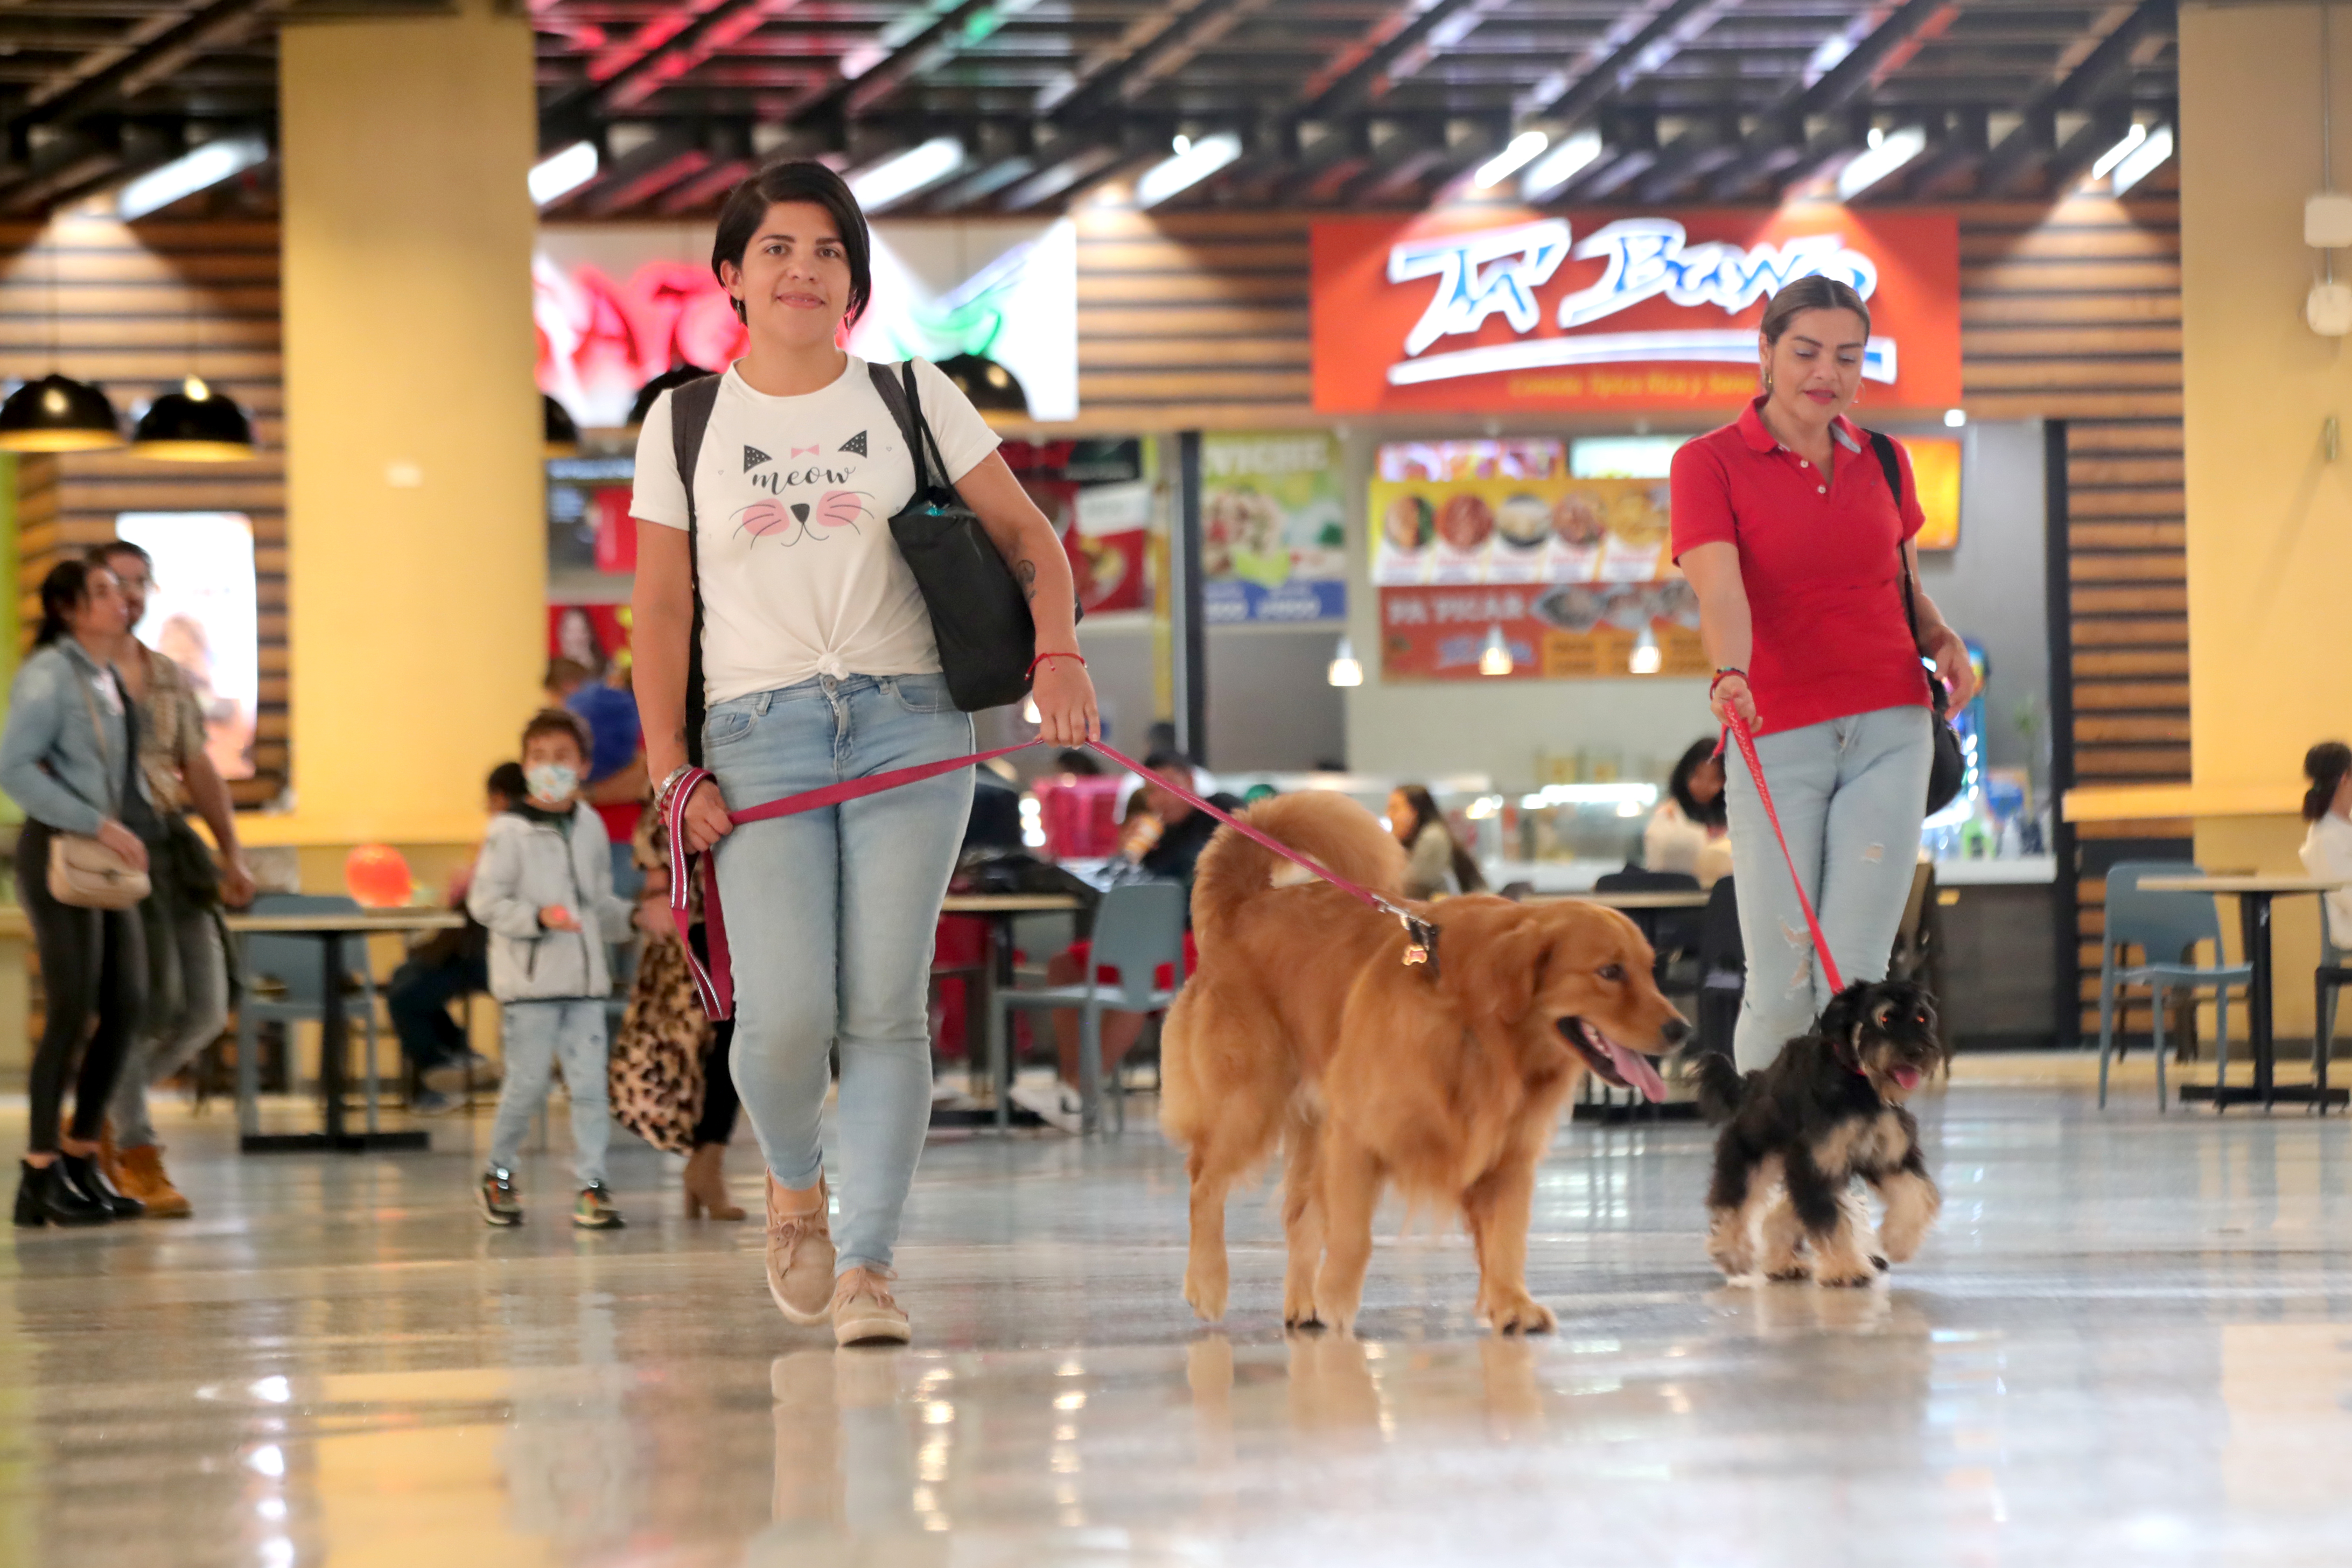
1027, 650, 1087, 680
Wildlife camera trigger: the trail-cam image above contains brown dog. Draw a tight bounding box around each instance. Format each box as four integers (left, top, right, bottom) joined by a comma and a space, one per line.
1161, 792, 1688, 1336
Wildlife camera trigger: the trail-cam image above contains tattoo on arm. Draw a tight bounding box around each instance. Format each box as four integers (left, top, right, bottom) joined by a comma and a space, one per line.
1016, 559, 1038, 601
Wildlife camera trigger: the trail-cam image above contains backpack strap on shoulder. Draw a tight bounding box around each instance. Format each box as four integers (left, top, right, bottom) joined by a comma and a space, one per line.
667, 374, 723, 767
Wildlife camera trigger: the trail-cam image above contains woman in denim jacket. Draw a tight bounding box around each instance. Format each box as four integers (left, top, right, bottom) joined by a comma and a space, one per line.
1, 559, 156, 1226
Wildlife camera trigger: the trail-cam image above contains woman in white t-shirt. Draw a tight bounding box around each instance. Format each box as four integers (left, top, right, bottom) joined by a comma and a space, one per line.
631, 163, 1099, 1347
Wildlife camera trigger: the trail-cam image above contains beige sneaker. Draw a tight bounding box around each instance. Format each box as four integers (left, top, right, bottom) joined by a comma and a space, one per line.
832, 1267, 911, 1347
765, 1172, 835, 1325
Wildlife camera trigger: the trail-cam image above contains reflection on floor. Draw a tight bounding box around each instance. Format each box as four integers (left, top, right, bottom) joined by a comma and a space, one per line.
7, 1056, 2352, 1565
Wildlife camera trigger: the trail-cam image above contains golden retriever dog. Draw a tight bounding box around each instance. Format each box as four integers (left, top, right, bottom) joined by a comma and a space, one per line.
1161, 792, 1688, 1336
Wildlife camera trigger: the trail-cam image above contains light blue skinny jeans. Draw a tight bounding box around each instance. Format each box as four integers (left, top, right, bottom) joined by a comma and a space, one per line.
1723, 703, 1932, 1070
489, 999, 613, 1187
705, 671, 973, 1276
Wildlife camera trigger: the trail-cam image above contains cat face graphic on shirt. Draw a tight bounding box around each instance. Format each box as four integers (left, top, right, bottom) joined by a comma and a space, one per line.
730, 431, 873, 547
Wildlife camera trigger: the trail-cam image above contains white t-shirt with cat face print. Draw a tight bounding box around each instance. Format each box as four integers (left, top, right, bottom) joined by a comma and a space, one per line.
630, 356, 1000, 705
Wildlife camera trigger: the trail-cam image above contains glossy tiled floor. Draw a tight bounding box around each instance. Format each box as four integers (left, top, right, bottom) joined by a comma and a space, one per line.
8, 1058, 2352, 1566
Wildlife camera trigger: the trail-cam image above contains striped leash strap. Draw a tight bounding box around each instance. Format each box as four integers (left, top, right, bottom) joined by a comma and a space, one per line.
662, 738, 1440, 1021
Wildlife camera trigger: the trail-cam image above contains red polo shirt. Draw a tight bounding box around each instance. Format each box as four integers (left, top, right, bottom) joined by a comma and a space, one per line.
1670, 398, 1930, 736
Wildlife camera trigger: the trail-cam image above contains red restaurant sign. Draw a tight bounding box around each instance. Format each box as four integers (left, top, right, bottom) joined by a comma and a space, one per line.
1311, 206, 1960, 415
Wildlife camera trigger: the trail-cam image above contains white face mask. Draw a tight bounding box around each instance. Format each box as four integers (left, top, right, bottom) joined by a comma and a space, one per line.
526, 763, 580, 803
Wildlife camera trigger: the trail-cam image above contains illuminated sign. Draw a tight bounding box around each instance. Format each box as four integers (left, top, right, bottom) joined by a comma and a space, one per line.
1313, 206, 1958, 415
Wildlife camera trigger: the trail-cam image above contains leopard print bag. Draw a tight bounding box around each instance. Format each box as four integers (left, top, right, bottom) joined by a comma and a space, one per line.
608, 929, 708, 1155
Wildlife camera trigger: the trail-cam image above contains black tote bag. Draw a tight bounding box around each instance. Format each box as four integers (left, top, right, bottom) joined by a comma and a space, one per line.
867, 360, 1045, 713
1865, 431, 1966, 815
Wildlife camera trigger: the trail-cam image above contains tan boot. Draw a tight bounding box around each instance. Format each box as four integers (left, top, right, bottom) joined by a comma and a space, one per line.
115, 1145, 192, 1219
832, 1266, 910, 1347
765, 1172, 835, 1325
683, 1144, 745, 1221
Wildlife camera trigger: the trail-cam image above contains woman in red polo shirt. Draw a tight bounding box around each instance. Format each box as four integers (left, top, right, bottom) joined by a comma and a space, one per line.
1670, 275, 1976, 1069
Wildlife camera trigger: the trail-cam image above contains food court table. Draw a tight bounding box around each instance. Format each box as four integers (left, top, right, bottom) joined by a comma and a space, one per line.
2136, 875, 2351, 1112
229, 909, 465, 1153
937, 893, 1086, 1130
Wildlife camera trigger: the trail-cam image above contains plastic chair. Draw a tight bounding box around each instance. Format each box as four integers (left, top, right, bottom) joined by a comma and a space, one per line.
234, 893, 387, 1138
996, 880, 1187, 1136
2097, 862, 2252, 1111
2316, 939, 2350, 1105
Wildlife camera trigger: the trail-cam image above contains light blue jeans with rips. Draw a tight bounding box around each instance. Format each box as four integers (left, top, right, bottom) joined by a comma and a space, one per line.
1723, 704, 1932, 1070
704, 671, 973, 1276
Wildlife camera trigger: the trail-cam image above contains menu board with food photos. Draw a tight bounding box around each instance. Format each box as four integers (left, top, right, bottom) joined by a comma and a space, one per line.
1201, 431, 1347, 622
1370, 438, 1706, 681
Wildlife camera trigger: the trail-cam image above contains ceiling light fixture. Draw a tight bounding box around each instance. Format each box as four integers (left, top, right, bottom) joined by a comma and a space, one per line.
848, 137, 968, 212
1474, 130, 1549, 191
2090, 123, 2147, 181
132, 377, 254, 461
1520, 128, 1603, 200
529, 142, 600, 207
0, 230, 121, 452
1835, 125, 1928, 200
1327, 636, 1363, 688
1944, 408, 1967, 428
1628, 626, 1661, 675
1172, 134, 1192, 155
0, 375, 122, 452
1478, 626, 1514, 677
117, 135, 269, 222
1135, 132, 1242, 208
2108, 125, 2173, 196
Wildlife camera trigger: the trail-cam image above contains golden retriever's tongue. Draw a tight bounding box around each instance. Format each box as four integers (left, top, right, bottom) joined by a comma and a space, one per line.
1600, 1036, 1669, 1103
1893, 1065, 1923, 1091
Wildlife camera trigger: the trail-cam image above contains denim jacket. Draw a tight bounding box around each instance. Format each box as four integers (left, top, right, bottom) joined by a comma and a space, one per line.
0, 639, 151, 836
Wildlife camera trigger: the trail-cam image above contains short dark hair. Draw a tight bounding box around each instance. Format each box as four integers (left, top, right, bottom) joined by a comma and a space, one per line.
88, 540, 151, 574
1669, 737, 1729, 829
486, 761, 527, 802
1143, 749, 1193, 775
544, 657, 592, 692
1759, 274, 1872, 347
35, 559, 99, 647
711, 160, 872, 328
2306, 741, 2352, 823
521, 708, 590, 758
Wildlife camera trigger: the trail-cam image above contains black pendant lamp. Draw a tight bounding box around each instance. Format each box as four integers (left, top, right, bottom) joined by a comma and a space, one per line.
131, 376, 255, 461
544, 394, 580, 458
0, 373, 123, 452
936, 352, 1028, 415
627, 365, 711, 431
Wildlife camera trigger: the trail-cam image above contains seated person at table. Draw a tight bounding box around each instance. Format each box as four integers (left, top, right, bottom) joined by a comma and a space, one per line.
1015, 753, 1238, 1132
1645, 737, 1733, 888
2300, 740, 2352, 950
389, 761, 522, 1115
1389, 782, 1486, 899
469, 711, 635, 1230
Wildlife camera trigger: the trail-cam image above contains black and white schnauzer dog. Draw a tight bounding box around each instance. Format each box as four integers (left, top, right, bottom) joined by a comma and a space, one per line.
1690, 979, 1947, 1286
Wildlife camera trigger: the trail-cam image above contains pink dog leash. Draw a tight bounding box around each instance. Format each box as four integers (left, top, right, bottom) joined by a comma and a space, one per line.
1720, 713, 1846, 994
662, 737, 1440, 1020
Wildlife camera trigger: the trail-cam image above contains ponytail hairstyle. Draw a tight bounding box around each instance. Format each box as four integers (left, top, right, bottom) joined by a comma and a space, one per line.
2305, 741, 2352, 823
34, 559, 95, 648
1396, 783, 1488, 894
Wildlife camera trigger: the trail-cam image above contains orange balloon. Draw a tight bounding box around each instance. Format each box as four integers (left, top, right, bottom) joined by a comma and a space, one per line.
345, 843, 412, 909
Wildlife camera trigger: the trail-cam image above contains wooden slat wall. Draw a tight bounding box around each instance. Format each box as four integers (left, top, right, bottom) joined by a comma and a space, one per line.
3, 215, 286, 808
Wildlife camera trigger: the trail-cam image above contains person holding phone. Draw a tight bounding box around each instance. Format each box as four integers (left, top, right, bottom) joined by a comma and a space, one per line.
629, 160, 1098, 1346
1671, 275, 1976, 1071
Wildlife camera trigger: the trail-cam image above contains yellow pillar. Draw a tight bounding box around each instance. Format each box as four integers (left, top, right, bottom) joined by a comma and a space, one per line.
275, 0, 542, 846
2180, 3, 2352, 1032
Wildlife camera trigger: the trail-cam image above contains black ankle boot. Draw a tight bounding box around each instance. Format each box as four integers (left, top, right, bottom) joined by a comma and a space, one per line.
56, 1153, 142, 1220
15, 1159, 110, 1227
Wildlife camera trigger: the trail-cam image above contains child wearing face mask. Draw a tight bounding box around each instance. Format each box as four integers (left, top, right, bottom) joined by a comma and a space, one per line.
467, 709, 638, 1229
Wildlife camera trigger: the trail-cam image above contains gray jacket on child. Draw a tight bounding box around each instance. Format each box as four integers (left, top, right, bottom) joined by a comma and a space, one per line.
467, 802, 636, 1003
